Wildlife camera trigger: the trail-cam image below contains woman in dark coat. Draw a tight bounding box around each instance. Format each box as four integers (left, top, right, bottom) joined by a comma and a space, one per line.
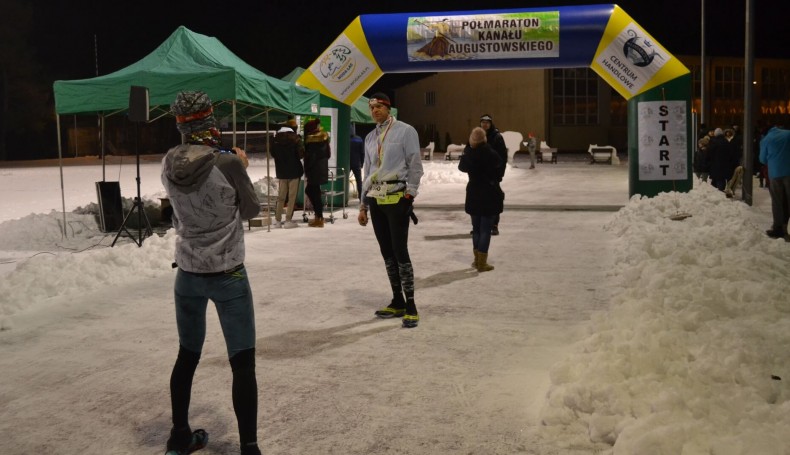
303, 118, 330, 227
458, 127, 504, 272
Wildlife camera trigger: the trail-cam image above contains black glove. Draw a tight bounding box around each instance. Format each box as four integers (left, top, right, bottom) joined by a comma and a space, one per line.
403, 195, 418, 225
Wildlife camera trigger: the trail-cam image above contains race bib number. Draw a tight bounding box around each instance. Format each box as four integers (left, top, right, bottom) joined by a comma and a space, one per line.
368, 183, 387, 198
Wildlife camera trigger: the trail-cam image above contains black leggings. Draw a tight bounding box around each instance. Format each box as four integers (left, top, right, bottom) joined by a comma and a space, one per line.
305, 182, 323, 217
368, 197, 411, 264
170, 346, 258, 446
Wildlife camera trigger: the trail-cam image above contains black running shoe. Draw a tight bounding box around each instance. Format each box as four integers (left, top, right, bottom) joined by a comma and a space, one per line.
402, 313, 419, 328
375, 307, 406, 318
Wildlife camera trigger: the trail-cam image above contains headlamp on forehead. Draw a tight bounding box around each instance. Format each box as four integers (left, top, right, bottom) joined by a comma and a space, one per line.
369, 97, 391, 108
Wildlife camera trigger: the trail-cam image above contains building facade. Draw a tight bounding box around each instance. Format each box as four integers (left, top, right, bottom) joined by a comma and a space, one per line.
392, 55, 790, 153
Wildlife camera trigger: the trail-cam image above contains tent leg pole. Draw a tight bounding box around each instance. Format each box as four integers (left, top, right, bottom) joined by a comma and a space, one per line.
56, 112, 68, 238
266, 110, 270, 233
232, 100, 237, 148
101, 113, 106, 181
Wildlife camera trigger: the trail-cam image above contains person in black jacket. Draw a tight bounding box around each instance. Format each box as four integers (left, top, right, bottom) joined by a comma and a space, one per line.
270, 119, 304, 228
707, 127, 738, 192
480, 114, 507, 235
303, 118, 330, 227
459, 127, 504, 272
350, 130, 365, 201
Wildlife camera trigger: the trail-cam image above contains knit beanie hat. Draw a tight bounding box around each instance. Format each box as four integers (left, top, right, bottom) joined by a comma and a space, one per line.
714, 127, 724, 136
304, 118, 321, 135
172, 91, 216, 135
469, 127, 487, 147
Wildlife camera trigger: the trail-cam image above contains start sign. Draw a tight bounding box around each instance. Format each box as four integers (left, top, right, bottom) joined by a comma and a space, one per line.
637, 100, 688, 181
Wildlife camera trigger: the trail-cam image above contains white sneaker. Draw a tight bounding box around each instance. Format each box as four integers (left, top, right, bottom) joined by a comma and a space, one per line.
284, 221, 299, 229
275, 221, 284, 228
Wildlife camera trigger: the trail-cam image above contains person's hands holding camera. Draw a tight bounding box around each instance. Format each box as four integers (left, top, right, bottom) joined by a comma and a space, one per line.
233, 147, 250, 168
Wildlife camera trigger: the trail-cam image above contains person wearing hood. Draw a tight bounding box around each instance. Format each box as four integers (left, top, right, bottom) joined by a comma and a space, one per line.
271, 118, 304, 228
459, 127, 504, 272
161, 91, 262, 455
480, 114, 507, 235
303, 118, 330, 228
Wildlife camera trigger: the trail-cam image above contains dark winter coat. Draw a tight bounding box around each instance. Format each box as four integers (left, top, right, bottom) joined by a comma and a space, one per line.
350, 134, 364, 171
484, 124, 508, 181
707, 135, 738, 181
270, 129, 304, 179
304, 130, 330, 184
458, 143, 504, 216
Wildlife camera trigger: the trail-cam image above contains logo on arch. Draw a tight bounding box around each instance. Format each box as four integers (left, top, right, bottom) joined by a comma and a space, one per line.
320, 45, 356, 83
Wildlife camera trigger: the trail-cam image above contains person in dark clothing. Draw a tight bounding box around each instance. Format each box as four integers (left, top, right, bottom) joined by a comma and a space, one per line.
707, 128, 737, 192
303, 118, 330, 228
270, 119, 304, 228
459, 127, 504, 272
480, 114, 507, 235
694, 135, 711, 181
350, 130, 365, 201
162, 91, 262, 455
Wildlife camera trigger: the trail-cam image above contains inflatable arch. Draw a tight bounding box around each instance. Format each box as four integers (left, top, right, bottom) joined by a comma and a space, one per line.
298, 4, 692, 198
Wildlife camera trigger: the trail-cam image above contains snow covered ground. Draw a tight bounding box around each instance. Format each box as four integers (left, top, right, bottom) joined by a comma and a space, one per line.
1, 152, 788, 454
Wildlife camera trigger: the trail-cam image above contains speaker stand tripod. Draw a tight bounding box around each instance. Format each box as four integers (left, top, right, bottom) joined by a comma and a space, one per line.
112, 122, 153, 247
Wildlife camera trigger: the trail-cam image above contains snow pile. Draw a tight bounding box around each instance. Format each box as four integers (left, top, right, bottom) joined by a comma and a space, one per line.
540, 183, 790, 454
0, 231, 175, 330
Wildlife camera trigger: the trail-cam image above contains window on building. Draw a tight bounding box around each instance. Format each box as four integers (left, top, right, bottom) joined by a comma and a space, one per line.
761, 68, 790, 101
713, 65, 743, 99
551, 68, 598, 125
425, 91, 436, 106
709, 65, 744, 127
760, 67, 790, 123
610, 88, 627, 127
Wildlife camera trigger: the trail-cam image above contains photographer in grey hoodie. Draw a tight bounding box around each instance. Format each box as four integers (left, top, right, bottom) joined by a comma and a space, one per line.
161, 91, 262, 455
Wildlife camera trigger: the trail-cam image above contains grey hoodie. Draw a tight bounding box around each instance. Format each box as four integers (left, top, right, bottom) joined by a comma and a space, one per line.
162, 144, 260, 273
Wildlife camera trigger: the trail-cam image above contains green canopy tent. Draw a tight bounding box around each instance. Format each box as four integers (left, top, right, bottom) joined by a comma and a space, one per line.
52, 26, 320, 237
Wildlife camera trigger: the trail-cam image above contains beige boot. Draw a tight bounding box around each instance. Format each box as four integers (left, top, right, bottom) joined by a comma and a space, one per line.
472, 249, 479, 268
476, 252, 494, 272
308, 217, 324, 228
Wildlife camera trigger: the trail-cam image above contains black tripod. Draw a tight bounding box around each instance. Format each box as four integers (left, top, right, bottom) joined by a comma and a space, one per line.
112, 121, 153, 247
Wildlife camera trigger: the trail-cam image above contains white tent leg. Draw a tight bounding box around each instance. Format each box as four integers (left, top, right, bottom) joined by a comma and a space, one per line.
56, 112, 67, 238
265, 110, 271, 233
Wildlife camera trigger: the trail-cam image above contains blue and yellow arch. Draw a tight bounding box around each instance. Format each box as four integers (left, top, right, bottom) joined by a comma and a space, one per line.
298, 4, 692, 197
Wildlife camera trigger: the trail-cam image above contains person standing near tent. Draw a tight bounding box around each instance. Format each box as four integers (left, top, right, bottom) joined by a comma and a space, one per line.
480, 114, 507, 235
350, 129, 365, 202
303, 118, 330, 228
459, 127, 504, 272
271, 118, 304, 228
161, 91, 262, 455
358, 93, 424, 328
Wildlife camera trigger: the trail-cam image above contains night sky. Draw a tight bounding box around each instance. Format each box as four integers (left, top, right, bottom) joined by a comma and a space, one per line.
30, 0, 788, 90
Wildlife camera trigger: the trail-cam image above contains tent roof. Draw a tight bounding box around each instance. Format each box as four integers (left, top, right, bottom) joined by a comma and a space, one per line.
53, 26, 319, 117
281, 67, 397, 123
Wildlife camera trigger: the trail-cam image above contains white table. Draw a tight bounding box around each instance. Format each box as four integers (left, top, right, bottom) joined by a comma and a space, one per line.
588, 144, 619, 165
445, 144, 465, 160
